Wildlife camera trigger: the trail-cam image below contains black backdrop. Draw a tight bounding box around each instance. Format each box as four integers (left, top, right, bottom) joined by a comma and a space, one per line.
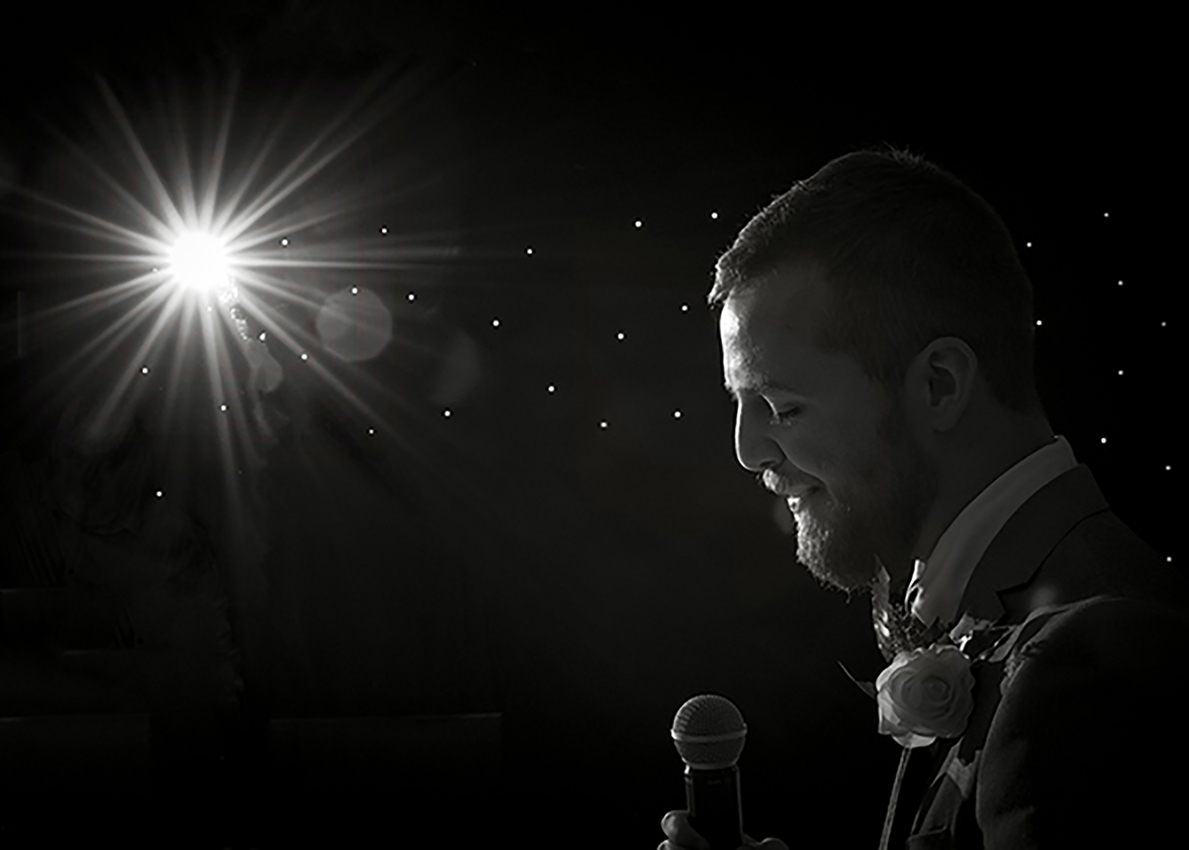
0, 5, 1179, 846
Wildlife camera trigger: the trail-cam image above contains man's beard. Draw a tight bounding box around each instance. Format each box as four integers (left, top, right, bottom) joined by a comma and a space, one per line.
791, 395, 940, 598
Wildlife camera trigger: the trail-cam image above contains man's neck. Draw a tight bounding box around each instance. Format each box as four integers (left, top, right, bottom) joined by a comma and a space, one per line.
911, 418, 1055, 569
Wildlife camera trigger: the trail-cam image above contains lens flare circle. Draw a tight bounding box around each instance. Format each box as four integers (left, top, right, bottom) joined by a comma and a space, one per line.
316, 287, 393, 362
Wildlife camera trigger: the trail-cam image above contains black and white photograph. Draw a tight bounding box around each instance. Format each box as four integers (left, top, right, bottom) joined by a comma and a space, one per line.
0, 5, 1181, 847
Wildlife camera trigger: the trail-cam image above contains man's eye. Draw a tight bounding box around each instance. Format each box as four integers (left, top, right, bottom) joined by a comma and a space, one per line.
769, 407, 801, 425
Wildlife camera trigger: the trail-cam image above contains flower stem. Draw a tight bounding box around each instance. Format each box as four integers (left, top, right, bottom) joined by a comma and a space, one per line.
880, 745, 912, 850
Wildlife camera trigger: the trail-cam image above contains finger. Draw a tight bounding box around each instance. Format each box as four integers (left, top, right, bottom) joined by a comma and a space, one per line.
741, 838, 789, 850
661, 810, 709, 849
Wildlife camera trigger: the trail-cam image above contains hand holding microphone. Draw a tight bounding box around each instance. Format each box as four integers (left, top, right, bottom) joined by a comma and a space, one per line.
658, 811, 787, 850
658, 695, 788, 850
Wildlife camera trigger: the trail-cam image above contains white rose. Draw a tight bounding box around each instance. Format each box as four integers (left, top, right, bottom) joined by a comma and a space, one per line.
876, 644, 975, 748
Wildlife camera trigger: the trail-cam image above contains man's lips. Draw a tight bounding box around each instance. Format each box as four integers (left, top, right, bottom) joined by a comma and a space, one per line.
785, 487, 820, 510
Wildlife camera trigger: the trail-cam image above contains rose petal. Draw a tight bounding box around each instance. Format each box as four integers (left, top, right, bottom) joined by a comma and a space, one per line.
876, 644, 974, 743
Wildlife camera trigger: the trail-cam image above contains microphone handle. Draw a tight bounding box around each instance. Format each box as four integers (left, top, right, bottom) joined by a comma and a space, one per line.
685, 764, 743, 850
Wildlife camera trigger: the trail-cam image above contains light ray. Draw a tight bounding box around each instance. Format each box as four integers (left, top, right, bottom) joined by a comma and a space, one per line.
87, 283, 196, 444
95, 77, 188, 237
224, 68, 401, 244
46, 280, 174, 377
11, 185, 170, 254
158, 300, 194, 435
5, 57, 482, 539
33, 124, 178, 244
195, 68, 237, 232
11, 271, 154, 320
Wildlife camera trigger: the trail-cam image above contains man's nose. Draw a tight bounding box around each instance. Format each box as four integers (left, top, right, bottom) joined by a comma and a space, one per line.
734, 402, 784, 473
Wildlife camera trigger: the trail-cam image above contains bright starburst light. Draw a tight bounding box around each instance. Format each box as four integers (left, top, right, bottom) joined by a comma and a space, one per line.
168, 230, 234, 295
5, 60, 460, 506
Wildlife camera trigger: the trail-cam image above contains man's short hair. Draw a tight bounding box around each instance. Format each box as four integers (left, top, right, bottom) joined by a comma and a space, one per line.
709, 145, 1045, 418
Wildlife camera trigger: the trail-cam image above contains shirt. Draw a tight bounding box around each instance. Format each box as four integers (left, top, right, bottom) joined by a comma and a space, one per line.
905, 434, 1078, 629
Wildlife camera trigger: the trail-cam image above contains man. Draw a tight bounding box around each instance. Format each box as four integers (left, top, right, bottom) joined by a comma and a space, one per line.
660, 147, 1189, 848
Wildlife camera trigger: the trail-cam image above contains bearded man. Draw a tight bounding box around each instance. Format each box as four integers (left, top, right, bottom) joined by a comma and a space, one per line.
660, 147, 1189, 849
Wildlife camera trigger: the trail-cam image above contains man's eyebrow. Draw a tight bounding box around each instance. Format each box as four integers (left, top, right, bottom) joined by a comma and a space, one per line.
723, 379, 807, 398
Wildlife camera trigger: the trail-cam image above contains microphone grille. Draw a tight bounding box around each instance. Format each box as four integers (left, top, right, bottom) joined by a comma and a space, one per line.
670, 694, 747, 769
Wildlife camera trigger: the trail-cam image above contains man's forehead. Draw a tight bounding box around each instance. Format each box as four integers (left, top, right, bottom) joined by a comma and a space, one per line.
721, 307, 791, 391
719, 280, 788, 340
718, 295, 747, 338
720, 262, 828, 339
719, 273, 830, 396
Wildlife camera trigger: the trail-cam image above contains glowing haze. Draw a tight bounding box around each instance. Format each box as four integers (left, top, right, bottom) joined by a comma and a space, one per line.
6, 60, 459, 502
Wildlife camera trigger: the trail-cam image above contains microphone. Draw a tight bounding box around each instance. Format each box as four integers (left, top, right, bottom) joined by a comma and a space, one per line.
671, 694, 747, 850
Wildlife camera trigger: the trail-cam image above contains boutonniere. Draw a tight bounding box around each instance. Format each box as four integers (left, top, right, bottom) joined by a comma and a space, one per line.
839, 613, 1031, 749
841, 623, 984, 750
849, 638, 978, 850
851, 607, 1039, 850
874, 642, 975, 749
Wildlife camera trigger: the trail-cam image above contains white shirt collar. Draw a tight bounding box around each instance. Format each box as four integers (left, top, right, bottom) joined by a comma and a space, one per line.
906, 434, 1078, 628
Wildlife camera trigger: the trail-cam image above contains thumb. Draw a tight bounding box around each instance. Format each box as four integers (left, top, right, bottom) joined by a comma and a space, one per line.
661, 811, 709, 850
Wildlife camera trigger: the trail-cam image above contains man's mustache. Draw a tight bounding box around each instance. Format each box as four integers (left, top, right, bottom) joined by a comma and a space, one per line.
758, 469, 816, 499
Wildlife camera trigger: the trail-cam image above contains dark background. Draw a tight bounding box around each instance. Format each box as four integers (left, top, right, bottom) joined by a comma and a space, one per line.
0, 5, 1179, 846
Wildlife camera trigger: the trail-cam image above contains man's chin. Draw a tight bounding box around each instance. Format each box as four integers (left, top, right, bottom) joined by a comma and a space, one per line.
803, 558, 875, 595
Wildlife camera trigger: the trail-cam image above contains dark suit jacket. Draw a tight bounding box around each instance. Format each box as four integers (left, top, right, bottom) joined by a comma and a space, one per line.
895, 464, 1189, 849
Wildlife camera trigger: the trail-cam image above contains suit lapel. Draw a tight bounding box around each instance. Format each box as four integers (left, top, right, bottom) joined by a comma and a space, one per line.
955, 465, 1109, 623
903, 465, 1112, 841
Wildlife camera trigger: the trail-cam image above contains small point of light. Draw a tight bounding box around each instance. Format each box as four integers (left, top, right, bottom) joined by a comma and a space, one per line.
492, 318, 500, 327
526, 247, 534, 255
368, 428, 375, 435
634, 220, 643, 228
617, 332, 625, 340
1117, 280, 1124, 287
681, 304, 688, 312
155, 490, 163, 499
600, 421, 608, 429
351, 286, 359, 295
301, 353, 309, 361
407, 292, 416, 301
140, 366, 150, 375
152, 267, 159, 273
280, 238, 289, 247
711, 211, 718, 220
674, 410, 682, 419
1103, 212, 1110, 218
258, 331, 267, 341
207, 306, 213, 312
380, 226, 389, 235
444, 409, 452, 417
1025, 241, 1032, 248
547, 385, 555, 393
220, 404, 228, 412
